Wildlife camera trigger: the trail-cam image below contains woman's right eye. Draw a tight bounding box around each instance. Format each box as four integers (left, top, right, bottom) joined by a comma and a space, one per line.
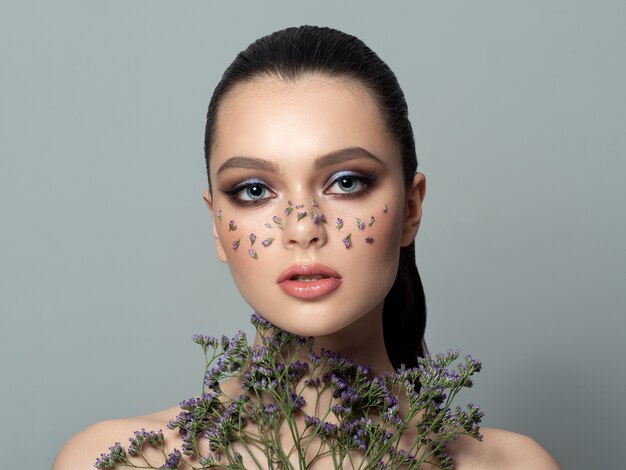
223, 179, 276, 206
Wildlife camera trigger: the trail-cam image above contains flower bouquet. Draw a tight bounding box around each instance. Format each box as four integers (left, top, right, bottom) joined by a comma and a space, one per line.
95, 314, 483, 469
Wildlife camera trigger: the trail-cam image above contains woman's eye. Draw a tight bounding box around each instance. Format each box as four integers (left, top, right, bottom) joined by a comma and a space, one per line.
325, 173, 368, 196
237, 183, 271, 201
222, 179, 276, 206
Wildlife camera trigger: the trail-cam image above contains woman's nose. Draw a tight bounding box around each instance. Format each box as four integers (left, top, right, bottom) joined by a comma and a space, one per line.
281, 206, 328, 250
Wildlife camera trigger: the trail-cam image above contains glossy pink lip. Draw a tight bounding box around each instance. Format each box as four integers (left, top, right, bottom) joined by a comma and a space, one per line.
277, 264, 342, 299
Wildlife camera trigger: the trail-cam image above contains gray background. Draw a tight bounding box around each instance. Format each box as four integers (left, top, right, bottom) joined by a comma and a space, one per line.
1, 1, 624, 469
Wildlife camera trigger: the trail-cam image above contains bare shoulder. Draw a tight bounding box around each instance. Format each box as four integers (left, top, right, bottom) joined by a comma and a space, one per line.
52, 405, 181, 470
447, 427, 561, 470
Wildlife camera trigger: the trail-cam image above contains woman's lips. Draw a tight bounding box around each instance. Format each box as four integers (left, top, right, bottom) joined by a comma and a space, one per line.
277, 264, 342, 299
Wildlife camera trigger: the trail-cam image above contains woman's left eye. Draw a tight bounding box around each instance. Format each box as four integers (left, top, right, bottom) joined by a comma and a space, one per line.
324, 171, 372, 196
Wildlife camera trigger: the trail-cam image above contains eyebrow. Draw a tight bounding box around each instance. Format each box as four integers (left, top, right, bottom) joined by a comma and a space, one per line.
216, 147, 384, 177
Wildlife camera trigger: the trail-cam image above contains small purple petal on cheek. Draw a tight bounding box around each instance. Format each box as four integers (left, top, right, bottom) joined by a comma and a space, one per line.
295, 203, 305, 209
336, 218, 343, 230
216, 210, 222, 222
232, 239, 240, 251
261, 238, 273, 248
264, 223, 273, 229
248, 248, 258, 259
356, 218, 365, 231
249, 233, 257, 245
297, 211, 307, 221
368, 216, 375, 227
272, 216, 283, 226
311, 197, 319, 208
228, 220, 237, 232
343, 234, 352, 249
383, 204, 388, 214
284, 207, 294, 216
365, 236, 375, 244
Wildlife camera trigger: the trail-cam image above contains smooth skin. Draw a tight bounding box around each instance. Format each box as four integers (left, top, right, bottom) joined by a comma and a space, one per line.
53, 76, 560, 469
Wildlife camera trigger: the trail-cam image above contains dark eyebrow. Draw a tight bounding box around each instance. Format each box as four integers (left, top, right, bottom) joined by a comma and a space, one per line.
216, 156, 280, 177
216, 147, 384, 177
312, 147, 385, 171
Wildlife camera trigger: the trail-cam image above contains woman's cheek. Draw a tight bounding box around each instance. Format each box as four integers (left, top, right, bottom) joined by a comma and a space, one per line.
324, 200, 401, 254
214, 211, 277, 263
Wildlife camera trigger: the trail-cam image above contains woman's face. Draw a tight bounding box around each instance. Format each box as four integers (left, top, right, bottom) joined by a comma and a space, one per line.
204, 75, 424, 338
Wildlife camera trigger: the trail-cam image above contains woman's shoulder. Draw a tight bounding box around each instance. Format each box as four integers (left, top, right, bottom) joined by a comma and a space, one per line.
52, 405, 181, 470
446, 427, 561, 470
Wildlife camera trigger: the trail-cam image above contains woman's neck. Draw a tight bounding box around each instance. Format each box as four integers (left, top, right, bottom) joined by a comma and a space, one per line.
252, 301, 395, 377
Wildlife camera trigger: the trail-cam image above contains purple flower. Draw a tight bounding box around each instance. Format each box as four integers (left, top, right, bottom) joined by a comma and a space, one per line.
383, 204, 388, 213
286, 360, 309, 381
228, 220, 237, 232
311, 197, 319, 207
331, 403, 351, 416
354, 434, 367, 450
308, 352, 322, 366
94, 442, 127, 469
368, 216, 375, 226
250, 312, 272, 330
161, 449, 182, 469
365, 236, 375, 244
340, 386, 359, 405
381, 404, 403, 426
264, 222, 273, 229
395, 449, 418, 465
296, 211, 307, 221
261, 402, 280, 418
192, 335, 218, 348
320, 348, 357, 371
321, 421, 338, 435
272, 215, 282, 226
304, 415, 320, 428
288, 392, 306, 411
335, 217, 343, 230
249, 233, 257, 245
261, 237, 273, 247
356, 217, 365, 231
232, 239, 240, 251
343, 234, 352, 249
284, 206, 294, 216
295, 203, 305, 209
215, 210, 222, 222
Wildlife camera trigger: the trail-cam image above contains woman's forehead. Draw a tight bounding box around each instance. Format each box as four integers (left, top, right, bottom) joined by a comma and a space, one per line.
212, 76, 399, 171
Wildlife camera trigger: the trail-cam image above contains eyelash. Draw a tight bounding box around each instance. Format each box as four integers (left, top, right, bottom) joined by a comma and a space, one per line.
221, 170, 376, 208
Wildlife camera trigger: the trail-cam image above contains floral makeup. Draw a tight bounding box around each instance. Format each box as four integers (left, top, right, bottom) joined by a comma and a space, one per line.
203, 75, 424, 338
212, 196, 391, 259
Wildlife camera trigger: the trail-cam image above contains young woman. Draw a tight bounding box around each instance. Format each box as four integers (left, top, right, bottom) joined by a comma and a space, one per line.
53, 26, 560, 469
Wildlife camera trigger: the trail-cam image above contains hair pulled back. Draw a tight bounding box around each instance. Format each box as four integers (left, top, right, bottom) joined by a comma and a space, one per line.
204, 25, 427, 368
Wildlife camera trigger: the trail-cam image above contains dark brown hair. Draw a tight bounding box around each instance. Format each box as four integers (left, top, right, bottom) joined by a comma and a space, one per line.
204, 25, 427, 368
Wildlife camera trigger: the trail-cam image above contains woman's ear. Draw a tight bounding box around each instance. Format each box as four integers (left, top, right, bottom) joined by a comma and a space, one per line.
202, 190, 228, 263
401, 172, 426, 247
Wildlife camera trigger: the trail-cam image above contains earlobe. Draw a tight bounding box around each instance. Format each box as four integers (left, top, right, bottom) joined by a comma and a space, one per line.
202, 190, 228, 263
400, 172, 426, 247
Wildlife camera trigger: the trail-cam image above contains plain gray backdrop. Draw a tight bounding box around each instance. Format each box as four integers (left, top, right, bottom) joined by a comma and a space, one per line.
1, 1, 624, 468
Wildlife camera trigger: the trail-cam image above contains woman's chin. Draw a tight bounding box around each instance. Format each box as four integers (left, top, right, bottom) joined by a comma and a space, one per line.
259, 313, 356, 339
